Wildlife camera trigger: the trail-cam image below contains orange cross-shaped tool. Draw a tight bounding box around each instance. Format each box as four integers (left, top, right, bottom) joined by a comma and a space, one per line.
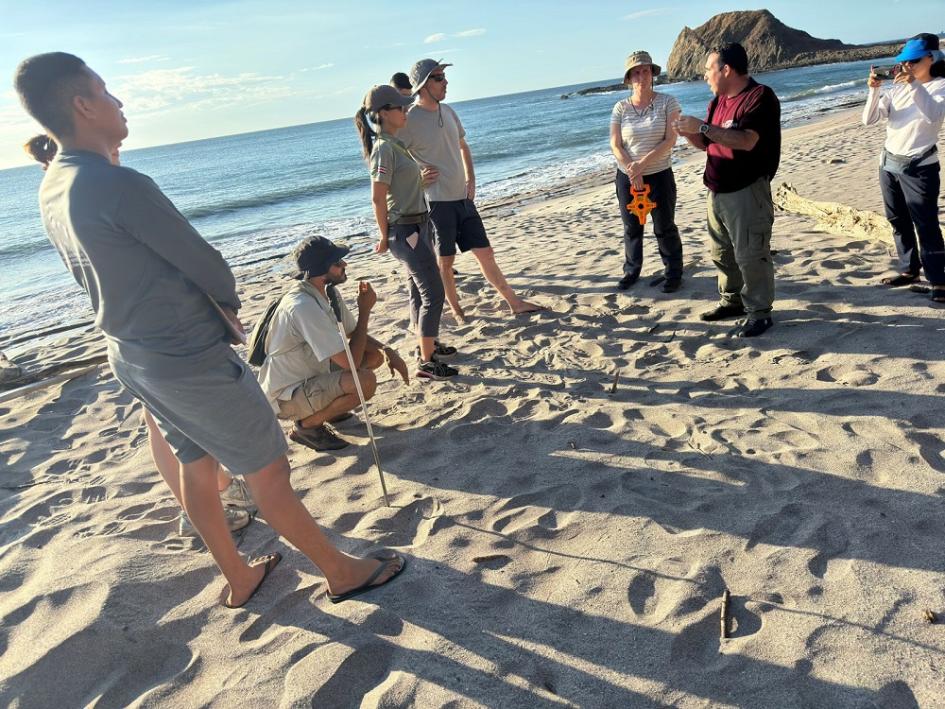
626, 185, 657, 226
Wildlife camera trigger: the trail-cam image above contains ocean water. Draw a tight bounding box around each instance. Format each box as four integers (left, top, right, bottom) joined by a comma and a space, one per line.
0, 57, 891, 345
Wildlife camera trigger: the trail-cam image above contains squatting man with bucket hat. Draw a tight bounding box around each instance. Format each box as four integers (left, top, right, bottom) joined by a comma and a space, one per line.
257, 236, 410, 451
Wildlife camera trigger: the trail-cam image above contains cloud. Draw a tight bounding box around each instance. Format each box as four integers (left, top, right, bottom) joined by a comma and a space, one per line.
300, 63, 334, 72
117, 55, 169, 65
113, 67, 295, 115
621, 8, 671, 21
425, 29, 486, 43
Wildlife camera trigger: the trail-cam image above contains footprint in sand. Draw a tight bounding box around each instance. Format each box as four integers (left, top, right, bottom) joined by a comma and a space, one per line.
365, 496, 444, 548
815, 364, 879, 386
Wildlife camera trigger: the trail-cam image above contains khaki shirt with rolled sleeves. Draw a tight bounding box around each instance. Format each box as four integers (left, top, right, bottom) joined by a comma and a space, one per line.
257, 280, 357, 409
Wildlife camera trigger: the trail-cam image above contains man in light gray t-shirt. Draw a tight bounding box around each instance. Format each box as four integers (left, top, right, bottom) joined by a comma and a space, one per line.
399, 58, 543, 323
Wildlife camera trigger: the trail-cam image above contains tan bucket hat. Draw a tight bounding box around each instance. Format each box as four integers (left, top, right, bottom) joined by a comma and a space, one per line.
624, 50, 661, 81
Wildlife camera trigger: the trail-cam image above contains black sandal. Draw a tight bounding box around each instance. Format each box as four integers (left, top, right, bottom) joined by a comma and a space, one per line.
880, 273, 920, 287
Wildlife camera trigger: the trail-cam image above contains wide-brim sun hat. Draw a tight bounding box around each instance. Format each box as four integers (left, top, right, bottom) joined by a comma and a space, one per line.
409, 58, 453, 94
362, 84, 414, 113
624, 50, 661, 81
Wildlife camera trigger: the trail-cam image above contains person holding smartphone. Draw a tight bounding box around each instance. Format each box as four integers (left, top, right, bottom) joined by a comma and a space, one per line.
864, 33, 945, 303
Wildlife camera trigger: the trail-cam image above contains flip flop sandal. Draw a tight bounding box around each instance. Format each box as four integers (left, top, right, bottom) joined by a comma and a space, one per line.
909, 284, 931, 294
221, 552, 282, 609
327, 552, 407, 604
881, 273, 919, 287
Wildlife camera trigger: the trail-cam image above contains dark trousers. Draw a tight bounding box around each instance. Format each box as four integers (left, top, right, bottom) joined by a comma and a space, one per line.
879, 163, 945, 286
389, 222, 445, 338
615, 168, 683, 280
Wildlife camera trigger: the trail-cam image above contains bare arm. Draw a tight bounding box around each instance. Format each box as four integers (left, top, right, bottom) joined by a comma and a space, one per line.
701, 124, 759, 151
459, 137, 476, 200
329, 282, 375, 370
609, 122, 632, 169
676, 112, 759, 151
371, 181, 390, 254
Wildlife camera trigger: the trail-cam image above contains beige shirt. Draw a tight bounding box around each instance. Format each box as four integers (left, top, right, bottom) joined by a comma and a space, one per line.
257, 281, 356, 407
399, 103, 468, 202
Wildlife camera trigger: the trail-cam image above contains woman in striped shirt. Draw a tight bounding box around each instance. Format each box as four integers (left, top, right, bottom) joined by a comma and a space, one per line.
610, 51, 683, 293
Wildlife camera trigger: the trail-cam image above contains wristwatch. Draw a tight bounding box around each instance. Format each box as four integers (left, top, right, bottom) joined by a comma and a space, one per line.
699, 123, 711, 136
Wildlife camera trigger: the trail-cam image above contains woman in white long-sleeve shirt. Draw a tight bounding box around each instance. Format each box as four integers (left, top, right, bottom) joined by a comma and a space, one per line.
863, 33, 945, 303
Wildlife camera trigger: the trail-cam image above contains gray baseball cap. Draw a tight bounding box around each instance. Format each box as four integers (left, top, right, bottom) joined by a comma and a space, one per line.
624, 51, 661, 81
362, 84, 413, 112
409, 58, 452, 94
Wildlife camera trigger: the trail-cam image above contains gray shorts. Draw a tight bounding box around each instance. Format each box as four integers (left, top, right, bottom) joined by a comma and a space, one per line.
276, 371, 346, 421
110, 346, 288, 475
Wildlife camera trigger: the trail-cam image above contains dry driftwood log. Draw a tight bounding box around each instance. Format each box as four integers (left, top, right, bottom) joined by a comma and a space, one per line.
774, 182, 892, 244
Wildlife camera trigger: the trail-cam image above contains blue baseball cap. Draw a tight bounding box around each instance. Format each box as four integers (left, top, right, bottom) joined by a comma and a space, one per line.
895, 38, 932, 63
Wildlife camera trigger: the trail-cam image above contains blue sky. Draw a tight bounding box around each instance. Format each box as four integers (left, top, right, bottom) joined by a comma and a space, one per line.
1, 0, 941, 168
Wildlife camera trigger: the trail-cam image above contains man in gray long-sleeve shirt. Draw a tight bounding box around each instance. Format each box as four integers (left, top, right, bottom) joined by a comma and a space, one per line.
14, 53, 404, 608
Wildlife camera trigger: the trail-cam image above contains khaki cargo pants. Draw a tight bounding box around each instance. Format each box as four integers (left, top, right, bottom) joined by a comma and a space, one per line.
706, 177, 775, 316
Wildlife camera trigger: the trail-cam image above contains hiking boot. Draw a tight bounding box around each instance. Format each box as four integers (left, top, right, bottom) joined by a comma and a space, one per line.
661, 277, 682, 293
289, 423, 350, 451
219, 476, 257, 514
700, 303, 746, 321
178, 505, 252, 537
414, 341, 458, 360
737, 317, 774, 338
617, 274, 639, 291
416, 359, 459, 381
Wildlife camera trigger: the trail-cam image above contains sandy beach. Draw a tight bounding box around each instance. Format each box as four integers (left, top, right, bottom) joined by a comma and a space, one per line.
2, 108, 945, 707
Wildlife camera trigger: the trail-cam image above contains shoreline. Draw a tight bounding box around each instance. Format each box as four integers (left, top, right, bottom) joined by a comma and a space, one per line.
0, 104, 869, 367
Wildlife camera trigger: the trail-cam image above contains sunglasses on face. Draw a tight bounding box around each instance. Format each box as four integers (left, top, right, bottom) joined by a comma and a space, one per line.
428, 74, 446, 82
380, 104, 405, 112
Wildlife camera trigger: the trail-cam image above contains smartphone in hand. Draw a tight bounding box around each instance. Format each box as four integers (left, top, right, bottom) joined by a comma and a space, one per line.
871, 65, 898, 81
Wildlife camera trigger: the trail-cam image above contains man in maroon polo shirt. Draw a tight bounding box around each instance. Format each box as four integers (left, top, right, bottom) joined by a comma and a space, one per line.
676, 43, 781, 338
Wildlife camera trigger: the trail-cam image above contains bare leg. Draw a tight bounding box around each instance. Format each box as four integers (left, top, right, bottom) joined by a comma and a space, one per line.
299, 370, 376, 429
419, 336, 435, 362
437, 254, 466, 322
471, 246, 541, 314
180, 454, 264, 605
144, 410, 232, 499
243, 456, 403, 595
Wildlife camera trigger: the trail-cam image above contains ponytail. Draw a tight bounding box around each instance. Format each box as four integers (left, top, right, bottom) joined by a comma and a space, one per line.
354, 107, 380, 161
23, 133, 57, 167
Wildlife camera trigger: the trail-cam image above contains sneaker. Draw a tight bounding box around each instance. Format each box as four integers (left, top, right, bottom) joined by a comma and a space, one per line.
289, 423, 350, 451
414, 341, 458, 360
737, 317, 774, 338
700, 303, 746, 321
661, 277, 682, 293
178, 505, 252, 537
617, 274, 639, 291
416, 359, 459, 380
219, 476, 257, 514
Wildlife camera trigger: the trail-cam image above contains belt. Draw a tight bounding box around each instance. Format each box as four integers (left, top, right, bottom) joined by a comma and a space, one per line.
393, 212, 429, 225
